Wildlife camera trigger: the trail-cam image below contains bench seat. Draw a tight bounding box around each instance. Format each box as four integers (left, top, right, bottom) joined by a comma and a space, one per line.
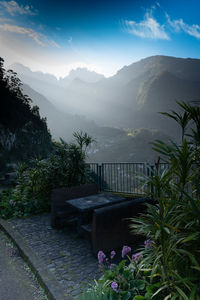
51, 183, 99, 229
83, 197, 148, 255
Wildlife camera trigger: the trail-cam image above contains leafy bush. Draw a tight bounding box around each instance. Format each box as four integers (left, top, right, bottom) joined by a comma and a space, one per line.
78, 102, 200, 300
0, 132, 94, 219
0, 188, 45, 219
130, 102, 200, 299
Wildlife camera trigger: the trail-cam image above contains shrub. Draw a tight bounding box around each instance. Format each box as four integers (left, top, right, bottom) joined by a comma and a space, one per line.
0, 132, 94, 219
78, 102, 200, 299
130, 102, 200, 299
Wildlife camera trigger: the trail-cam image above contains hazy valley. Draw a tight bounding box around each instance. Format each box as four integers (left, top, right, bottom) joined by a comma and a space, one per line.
4, 55, 200, 163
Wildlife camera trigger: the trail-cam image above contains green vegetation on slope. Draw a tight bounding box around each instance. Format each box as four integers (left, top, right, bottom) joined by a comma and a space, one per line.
0, 57, 52, 170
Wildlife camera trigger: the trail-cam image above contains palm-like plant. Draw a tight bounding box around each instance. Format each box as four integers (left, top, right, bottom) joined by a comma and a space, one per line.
130, 101, 200, 299
159, 103, 190, 143
73, 130, 96, 155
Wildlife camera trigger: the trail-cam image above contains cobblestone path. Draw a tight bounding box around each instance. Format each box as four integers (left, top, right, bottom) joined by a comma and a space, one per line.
8, 213, 101, 299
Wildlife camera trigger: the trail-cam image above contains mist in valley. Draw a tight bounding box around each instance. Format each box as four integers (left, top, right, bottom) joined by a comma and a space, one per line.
6, 55, 200, 163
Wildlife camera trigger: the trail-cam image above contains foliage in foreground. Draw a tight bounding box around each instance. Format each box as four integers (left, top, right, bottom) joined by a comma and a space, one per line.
79, 101, 200, 300
78, 246, 164, 300
129, 101, 200, 299
0, 132, 94, 219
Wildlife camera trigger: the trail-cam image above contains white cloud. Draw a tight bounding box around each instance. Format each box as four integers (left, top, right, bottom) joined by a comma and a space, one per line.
124, 13, 169, 40
167, 14, 200, 39
0, 17, 13, 22
0, 1, 37, 16
0, 23, 60, 47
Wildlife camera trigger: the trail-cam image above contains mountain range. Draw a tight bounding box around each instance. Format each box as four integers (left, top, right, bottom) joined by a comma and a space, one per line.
9, 55, 200, 162
10, 56, 200, 134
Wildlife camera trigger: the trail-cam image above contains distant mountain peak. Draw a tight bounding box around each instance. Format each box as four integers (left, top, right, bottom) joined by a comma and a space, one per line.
9, 63, 58, 84
61, 67, 105, 84
9, 62, 31, 73
9, 62, 105, 88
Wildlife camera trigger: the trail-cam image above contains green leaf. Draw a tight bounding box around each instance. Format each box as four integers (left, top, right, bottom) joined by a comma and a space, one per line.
174, 286, 190, 300
152, 285, 167, 298
144, 293, 153, 300
155, 230, 161, 239
164, 227, 170, 234
133, 296, 145, 300
181, 233, 199, 243
191, 266, 200, 271
171, 294, 179, 300
190, 285, 199, 299
164, 295, 172, 300
134, 280, 145, 290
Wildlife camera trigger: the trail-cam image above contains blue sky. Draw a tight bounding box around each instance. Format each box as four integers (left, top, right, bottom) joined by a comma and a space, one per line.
0, 0, 200, 78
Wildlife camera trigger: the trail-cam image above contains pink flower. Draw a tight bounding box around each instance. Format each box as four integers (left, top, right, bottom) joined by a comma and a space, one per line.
110, 250, 116, 259
10, 200, 16, 206
144, 239, 155, 249
122, 245, 131, 258
97, 251, 106, 264
132, 253, 143, 263
111, 281, 118, 293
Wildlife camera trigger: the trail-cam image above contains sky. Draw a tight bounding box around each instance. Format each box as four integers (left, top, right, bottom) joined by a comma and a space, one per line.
0, 0, 200, 78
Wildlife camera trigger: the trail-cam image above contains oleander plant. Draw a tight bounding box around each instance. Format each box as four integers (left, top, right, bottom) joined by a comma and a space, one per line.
78, 101, 200, 300
129, 101, 200, 299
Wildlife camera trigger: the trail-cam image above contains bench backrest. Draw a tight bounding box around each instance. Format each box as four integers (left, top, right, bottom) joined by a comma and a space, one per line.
92, 198, 147, 254
51, 183, 99, 210
51, 183, 99, 228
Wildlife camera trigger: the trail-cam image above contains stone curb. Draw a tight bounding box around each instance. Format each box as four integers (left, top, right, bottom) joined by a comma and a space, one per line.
0, 218, 73, 300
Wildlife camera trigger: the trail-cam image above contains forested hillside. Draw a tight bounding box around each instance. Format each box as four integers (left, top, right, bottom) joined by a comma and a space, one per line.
0, 57, 52, 169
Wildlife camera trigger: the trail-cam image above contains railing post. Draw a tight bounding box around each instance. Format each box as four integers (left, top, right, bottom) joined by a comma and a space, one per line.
102, 164, 104, 191
150, 165, 154, 196
98, 164, 102, 191
95, 163, 98, 186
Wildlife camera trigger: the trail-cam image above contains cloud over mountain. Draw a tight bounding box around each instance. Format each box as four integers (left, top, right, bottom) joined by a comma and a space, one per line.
124, 12, 169, 40
0, 1, 37, 16
167, 14, 200, 39
0, 23, 60, 47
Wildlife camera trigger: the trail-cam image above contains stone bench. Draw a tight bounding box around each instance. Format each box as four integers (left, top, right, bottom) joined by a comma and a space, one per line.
51, 183, 99, 229
82, 197, 148, 255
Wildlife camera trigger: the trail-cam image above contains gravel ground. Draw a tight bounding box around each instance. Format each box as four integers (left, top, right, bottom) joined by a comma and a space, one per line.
0, 229, 48, 300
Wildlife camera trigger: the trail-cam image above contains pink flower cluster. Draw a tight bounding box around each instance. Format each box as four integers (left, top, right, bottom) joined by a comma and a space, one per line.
97, 246, 144, 295
97, 251, 106, 264
144, 239, 155, 249
111, 281, 118, 293
132, 253, 143, 263
121, 245, 131, 258
97, 250, 116, 265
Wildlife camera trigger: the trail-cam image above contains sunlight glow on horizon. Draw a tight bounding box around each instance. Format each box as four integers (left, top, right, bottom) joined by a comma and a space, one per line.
4, 57, 119, 79
1, 0, 200, 79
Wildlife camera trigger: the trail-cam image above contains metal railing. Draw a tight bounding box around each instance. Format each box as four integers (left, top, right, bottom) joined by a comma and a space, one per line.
101, 163, 147, 194
85, 162, 170, 195
86, 162, 197, 196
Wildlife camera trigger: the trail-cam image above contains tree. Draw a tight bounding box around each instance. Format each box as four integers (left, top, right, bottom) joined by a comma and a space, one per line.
73, 130, 96, 155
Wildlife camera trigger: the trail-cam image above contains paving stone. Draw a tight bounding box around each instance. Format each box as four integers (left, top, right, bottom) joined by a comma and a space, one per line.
8, 213, 101, 298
